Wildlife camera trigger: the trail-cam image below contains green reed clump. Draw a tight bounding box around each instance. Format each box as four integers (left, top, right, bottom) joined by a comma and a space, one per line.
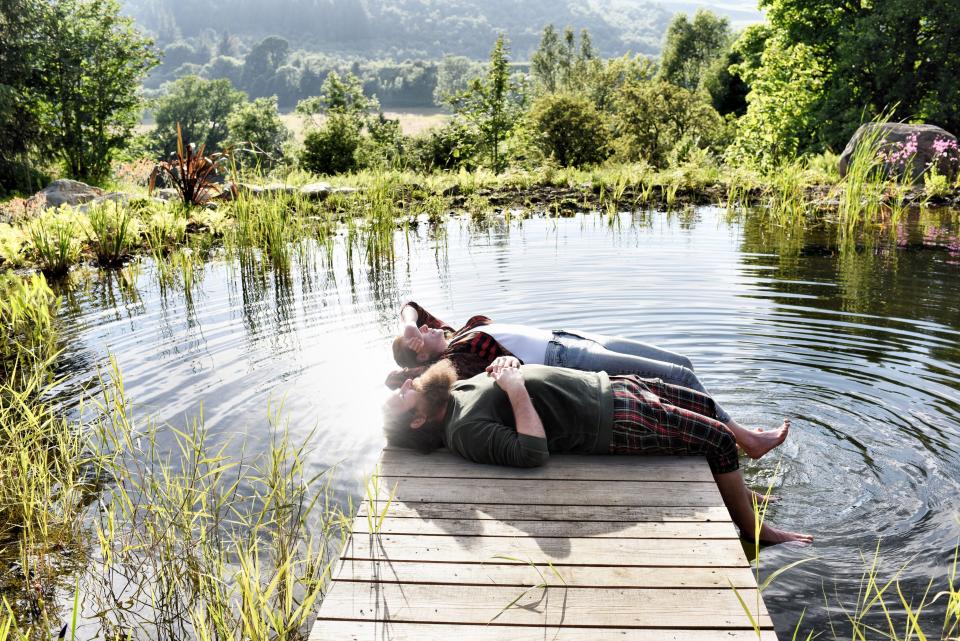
29, 209, 83, 276
83, 370, 346, 641
0, 273, 59, 386
837, 121, 890, 230
86, 201, 137, 266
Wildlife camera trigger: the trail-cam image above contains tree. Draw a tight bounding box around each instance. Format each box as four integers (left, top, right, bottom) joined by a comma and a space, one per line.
224, 96, 291, 167
612, 79, 725, 167
152, 76, 246, 154
448, 35, 525, 172
531, 25, 562, 93
0, 0, 48, 191
736, 0, 960, 159
529, 93, 610, 167
300, 114, 361, 175
433, 56, 483, 106
40, 0, 159, 181
241, 36, 290, 97
657, 10, 732, 91
531, 25, 598, 95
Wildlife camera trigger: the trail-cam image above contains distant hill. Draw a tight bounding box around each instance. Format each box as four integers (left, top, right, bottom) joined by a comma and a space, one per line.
122, 0, 762, 59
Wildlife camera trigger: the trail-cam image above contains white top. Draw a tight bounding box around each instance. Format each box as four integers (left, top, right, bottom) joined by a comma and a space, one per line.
480, 324, 553, 365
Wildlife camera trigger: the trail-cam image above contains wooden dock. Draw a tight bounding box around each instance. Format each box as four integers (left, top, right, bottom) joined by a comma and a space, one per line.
310, 449, 779, 641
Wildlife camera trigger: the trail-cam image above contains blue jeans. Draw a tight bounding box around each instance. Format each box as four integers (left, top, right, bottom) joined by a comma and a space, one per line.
543, 330, 731, 423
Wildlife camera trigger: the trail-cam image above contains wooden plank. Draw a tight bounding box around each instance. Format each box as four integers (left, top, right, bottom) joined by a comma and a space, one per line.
351, 516, 738, 539
315, 582, 773, 628
377, 450, 715, 482
332, 559, 761, 588
311, 620, 781, 641
342, 533, 750, 567
361, 502, 733, 523
374, 477, 723, 506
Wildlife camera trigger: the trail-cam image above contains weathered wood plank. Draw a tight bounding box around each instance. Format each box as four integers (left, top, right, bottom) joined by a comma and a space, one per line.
342, 533, 751, 567
361, 502, 733, 523
316, 582, 773, 628
332, 559, 760, 588
310, 620, 780, 641
351, 516, 738, 539
377, 450, 715, 482
374, 477, 723, 506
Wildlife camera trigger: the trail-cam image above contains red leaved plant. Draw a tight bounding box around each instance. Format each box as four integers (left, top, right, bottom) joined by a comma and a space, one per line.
149, 124, 230, 206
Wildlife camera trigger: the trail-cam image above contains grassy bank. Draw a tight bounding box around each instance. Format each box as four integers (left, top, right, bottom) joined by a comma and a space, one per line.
3, 157, 959, 279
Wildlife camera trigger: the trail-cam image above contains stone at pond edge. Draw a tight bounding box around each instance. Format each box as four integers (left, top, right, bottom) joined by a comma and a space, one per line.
235, 182, 296, 197
300, 182, 332, 199
839, 123, 960, 182
27, 179, 104, 210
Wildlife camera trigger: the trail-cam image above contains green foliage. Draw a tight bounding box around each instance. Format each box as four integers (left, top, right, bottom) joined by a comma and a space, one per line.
434, 56, 484, 105
224, 96, 291, 167
531, 25, 597, 95
448, 35, 525, 173
359, 114, 406, 170
529, 93, 610, 167
300, 113, 363, 175
29, 208, 83, 276
612, 79, 726, 168
240, 35, 290, 98
407, 121, 478, 172
296, 71, 376, 121
0, 272, 58, 382
152, 75, 246, 155
86, 201, 137, 266
737, 0, 960, 160
658, 10, 732, 91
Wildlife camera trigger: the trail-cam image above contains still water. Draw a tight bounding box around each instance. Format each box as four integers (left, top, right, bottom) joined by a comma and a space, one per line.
54, 208, 960, 637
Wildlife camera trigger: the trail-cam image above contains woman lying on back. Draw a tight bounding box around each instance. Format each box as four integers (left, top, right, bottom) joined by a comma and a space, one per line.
386, 301, 788, 460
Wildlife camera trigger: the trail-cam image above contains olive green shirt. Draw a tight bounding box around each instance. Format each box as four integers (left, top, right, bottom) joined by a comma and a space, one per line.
442, 365, 614, 467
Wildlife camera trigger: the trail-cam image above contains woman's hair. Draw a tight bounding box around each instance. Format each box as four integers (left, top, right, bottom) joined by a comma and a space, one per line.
382, 360, 457, 453
392, 335, 420, 368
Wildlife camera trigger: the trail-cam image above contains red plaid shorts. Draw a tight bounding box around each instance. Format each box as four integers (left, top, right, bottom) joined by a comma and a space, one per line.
609, 375, 739, 474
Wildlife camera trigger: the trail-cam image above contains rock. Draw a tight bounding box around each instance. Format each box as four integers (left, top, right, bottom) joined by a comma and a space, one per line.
236, 182, 296, 197
75, 192, 132, 213
442, 184, 462, 197
300, 182, 333, 200
331, 186, 358, 197
839, 123, 960, 182
153, 188, 180, 201
27, 179, 104, 210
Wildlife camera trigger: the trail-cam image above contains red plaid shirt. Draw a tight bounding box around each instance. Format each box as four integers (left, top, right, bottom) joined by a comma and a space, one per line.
384, 301, 516, 388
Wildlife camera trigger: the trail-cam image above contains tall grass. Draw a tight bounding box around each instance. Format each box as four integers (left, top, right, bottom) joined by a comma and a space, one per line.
0, 273, 59, 387
86, 201, 137, 266
29, 209, 82, 276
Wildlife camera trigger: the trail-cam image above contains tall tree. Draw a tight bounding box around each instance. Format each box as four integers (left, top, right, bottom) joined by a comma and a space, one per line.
40, 0, 159, 181
152, 76, 245, 154
531, 25, 562, 93
658, 10, 732, 91
448, 35, 524, 173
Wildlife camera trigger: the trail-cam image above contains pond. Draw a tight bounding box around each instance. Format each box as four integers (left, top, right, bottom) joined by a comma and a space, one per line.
53, 206, 960, 638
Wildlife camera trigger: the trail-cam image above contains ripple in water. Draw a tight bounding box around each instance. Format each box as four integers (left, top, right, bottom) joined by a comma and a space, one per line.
53, 208, 960, 637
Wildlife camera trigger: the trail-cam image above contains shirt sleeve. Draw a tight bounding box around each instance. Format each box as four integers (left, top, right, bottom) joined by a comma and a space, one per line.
403, 301, 453, 331
449, 421, 549, 468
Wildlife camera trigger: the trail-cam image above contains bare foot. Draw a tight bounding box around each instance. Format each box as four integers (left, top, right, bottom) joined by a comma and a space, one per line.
757, 522, 814, 544
739, 420, 790, 459
750, 489, 780, 505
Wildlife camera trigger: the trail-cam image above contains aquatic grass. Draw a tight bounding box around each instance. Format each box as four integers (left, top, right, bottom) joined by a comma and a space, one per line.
86, 201, 137, 266
0, 273, 59, 386
0, 223, 29, 268
837, 118, 893, 231
29, 208, 83, 276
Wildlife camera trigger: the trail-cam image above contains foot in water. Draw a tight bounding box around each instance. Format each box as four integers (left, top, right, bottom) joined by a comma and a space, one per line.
739, 419, 790, 459
758, 522, 814, 544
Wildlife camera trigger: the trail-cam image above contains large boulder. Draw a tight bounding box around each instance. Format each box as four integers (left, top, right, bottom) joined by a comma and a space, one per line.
27, 179, 104, 210
839, 123, 960, 182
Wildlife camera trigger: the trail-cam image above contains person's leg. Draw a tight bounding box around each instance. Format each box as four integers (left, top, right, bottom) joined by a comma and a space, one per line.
576, 331, 696, 370
714, 470, 812, 543
609, 379, 810, 544
641, 378, 789, 460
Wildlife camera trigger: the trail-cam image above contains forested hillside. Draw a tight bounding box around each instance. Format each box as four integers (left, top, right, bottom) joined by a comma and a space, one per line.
122, 0, 759, 59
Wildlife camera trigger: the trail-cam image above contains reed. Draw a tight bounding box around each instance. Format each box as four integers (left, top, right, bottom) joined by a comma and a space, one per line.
86, 201, 137, 266
29, 208, 82, 276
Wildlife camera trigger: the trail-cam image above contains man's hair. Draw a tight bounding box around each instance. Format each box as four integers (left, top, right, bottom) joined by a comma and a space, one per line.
392, 335, 420, 368
382, 359, 457, 453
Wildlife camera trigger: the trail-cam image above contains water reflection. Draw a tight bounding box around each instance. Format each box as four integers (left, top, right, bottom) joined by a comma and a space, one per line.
51, 207, 960, 638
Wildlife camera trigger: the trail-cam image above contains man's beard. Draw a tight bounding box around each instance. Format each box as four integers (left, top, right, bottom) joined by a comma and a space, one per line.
414, 359, 457, 422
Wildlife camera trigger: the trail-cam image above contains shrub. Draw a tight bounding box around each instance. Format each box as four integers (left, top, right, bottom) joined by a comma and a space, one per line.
300, 113, 362, 175
408, 121, 478, 172
224, 96, 291, 168
612, 79, 726, 168
357, 114, 407, 170
152, 76, 246, 155
149, 125, 230, 207
529, 93, 610, 167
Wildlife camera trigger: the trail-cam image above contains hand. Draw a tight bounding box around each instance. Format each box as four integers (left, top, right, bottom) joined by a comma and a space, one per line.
490, 366, 526, 396
403, 324, 423, 352
485, 356, 520, 376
